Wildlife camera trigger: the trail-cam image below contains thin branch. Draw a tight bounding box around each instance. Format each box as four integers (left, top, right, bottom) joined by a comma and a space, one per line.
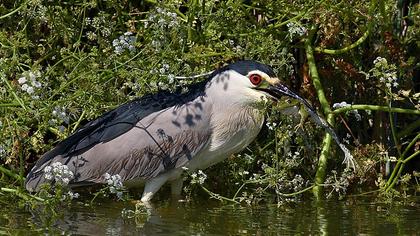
332, 104, 420, 115
0, 0, 28, 20
314, 28, 370, 55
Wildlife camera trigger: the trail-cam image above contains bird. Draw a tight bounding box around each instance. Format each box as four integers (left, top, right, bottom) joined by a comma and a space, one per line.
25, 60, 351, 202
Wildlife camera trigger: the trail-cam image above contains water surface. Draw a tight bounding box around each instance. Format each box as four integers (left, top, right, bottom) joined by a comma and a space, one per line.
1, 196, 419, 235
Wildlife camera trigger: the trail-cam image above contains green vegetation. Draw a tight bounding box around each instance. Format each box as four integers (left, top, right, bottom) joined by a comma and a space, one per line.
0, 0, 419, 206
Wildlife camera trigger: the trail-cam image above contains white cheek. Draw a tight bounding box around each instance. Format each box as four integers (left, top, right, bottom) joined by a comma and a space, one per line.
245, 88, 269, 102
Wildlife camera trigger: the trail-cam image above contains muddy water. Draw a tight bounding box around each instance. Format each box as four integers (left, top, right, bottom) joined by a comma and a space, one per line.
1, 196, 419, 235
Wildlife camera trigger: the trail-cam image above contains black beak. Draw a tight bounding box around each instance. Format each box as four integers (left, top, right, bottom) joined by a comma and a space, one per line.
259, 83, 315, 111
264, 83, 302, 101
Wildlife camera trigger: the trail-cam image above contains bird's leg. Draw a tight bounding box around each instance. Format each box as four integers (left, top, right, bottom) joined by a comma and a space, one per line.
141, 175, 169, 202
170, 178, 183, 196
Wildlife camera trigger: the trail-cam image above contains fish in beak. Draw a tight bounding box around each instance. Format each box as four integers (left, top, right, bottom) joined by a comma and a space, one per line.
258, 80, 357, 170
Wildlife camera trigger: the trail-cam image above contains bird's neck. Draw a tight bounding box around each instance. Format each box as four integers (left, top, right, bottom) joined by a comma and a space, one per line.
206, 90, 265, 153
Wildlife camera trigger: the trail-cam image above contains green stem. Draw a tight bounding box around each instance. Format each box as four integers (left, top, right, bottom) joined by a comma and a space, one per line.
401, 133, 420, 160
312, 114, 334, 199
0, 165, 24, 181
402, 150, 420, 164
200, 185, 240, 204
272, 0, 327, 28
0, 187, 44, 202
277, 185, 316, 197
385, 162, 405, 192
0, 102, 21, 107
0, 0, 28, 19
305, 29, 332, 115
314, 28, 370, 54
1, 77, 27, 111
71, 110, 86, 133
314, 0, 378, 55
384, 160, 402, 191
388, 104, 401, 156
397, 119, 420, 139
332, 104, 420, 115
384, 134, 420, 192
305, 26, 335, 199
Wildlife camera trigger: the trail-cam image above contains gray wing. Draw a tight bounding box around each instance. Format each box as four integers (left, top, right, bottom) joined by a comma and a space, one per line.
25, 87, 211, 191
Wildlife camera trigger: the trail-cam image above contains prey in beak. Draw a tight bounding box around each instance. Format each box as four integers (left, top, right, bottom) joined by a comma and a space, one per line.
256, 80, 357, 170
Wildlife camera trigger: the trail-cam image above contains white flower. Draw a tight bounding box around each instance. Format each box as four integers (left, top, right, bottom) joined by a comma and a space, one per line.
67, 191, 79, 200
45, 173, 53, 180
191, 170, 207, 185
168, 74, 175, 83
103, 173, 125, 199
18, 77, 27, 84
52, 106, 70, 124
28, 71, 36, 80
21, 84, 29, 92
332, 101, 349, 109
286, 22, 307, 40
112, 32, 136, 55
32, 80, 42, 88
373, 57, 387, 65
43, 162, 74, 186
44, 166, 52, 173
18, 70, 43, 96
26, 86, 34, 94
62, 178, 70, 185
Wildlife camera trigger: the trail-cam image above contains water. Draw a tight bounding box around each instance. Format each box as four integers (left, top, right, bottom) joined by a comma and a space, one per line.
1, 196, 419, 235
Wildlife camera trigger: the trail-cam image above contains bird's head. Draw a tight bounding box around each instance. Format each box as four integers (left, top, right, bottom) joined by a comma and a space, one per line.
206, 60, 302, 106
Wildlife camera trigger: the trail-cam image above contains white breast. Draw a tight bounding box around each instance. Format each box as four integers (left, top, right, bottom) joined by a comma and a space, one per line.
186, 107, 264, 171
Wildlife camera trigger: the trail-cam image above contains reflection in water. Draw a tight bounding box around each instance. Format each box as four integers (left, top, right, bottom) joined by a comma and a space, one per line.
1, 197, 420, 235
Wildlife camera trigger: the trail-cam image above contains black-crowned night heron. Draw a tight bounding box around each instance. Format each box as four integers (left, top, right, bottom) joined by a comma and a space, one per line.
25, 60, 353, 202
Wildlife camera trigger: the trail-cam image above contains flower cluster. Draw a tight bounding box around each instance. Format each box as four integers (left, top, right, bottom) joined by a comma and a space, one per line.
332, 102, 361, 121
64, 191, 80, 201
159, 63, 176, 84
291, 174, 305, 192
191, 170, 207, 185
49, 106, 70, 132
112, 32, 136, 55
145, 7, 179, 30
266, 120, 278, 131
371, 57, 398, 90
275, 174, 307, 198
284, 151, 302, 168
67, 191, 79, 200
44, 162, 74, 186
52, 106, 70, 124
103, 173, 124, 199
85, 13, 112, 38
238, 170, 249, 177
286, 22, 307, 41
18, 71, 42, 99
324, 169, 354, 198
332, 101, 350, 109
145, 7, 181, 54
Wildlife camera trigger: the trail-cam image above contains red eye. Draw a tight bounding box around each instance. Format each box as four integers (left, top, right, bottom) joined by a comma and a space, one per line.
249, 74, 262, 85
